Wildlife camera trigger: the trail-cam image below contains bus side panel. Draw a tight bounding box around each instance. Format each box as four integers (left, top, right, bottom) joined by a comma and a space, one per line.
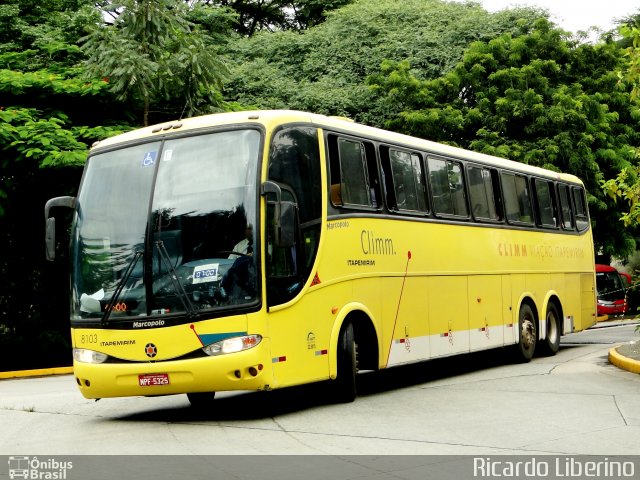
579, 272, 597, 331
385, 276, 430, 367
502, 275, 516, 345
468, 275, 504, 352
428, 276, 469, 358
266, 287, 339, 389
561, 272, 582, 333
510, 274, 527, 340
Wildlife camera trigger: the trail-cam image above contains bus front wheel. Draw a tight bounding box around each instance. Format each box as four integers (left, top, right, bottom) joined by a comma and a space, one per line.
333, 321, 357, 403
515, 304, 537, 362
538, 302, 561, 356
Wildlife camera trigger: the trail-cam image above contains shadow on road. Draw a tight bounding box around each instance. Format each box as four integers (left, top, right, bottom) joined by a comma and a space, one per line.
110, 346, 542, 423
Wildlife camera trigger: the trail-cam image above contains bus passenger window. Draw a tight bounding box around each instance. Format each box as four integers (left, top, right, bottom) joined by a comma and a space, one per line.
501, 172, 533, 225
328, 135, 380, 209
389, 149, 427, 213
428, 157, 468, 217
534, 179, 557, 228
573, 187, 589, 231
558, 184, 574, 230
337, 138, 370, 206
468, 165, 499, 221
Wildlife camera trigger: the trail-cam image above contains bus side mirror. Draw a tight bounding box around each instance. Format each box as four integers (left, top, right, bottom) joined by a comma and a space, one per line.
44, 196, 76, 261
45, 217, 57, 261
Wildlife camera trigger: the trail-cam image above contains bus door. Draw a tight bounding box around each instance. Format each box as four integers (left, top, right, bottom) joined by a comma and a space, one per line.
263, 125, 325, 387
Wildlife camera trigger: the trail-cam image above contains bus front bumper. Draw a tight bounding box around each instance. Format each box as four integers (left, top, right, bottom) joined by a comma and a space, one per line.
72, 340, 273, 399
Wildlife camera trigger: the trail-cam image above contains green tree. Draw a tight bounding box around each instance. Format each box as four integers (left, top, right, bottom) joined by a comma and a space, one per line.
368, 19, 640, 258
223, 0, 549, 126
204, 0, 354, 36
0, 0, 133, 369
602, 20, 640, 227
0, 0, 131, 212
82, 0, 229, 125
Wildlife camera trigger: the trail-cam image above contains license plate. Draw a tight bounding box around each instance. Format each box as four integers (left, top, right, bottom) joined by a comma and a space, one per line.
138, 373, 169, 387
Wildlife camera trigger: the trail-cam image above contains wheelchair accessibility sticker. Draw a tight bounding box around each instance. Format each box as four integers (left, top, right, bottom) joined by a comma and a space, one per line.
142, 151, 157, 167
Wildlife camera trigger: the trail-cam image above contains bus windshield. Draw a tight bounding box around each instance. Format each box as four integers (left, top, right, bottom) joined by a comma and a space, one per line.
596, 269, 625, 301
70, 129, 261, 322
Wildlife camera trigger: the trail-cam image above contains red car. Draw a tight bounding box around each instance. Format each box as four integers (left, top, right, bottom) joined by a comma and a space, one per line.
596, 264, 627, 316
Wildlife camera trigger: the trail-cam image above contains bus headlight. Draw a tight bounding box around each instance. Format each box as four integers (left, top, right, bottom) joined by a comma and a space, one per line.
73, 348, 108, 364
202, 335, 262, 356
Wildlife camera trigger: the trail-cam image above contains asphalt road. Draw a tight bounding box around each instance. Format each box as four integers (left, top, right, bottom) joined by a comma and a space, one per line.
0, 322, 639, 457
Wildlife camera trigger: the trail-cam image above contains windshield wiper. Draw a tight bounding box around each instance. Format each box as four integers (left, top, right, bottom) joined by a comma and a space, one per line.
155, 240, 196, 318
101, 250, 143, 326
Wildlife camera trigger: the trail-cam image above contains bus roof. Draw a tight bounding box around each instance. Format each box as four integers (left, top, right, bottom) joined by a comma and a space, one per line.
92, 110, 584, 185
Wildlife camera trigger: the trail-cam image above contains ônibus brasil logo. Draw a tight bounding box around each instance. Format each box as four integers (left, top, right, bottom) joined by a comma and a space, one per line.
8, 456, 73, 479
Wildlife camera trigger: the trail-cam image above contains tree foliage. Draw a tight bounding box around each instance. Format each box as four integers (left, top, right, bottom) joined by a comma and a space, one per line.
203, 0, 354, 36
368, 19, 640, 257
82, 0, 230, 125
0, 0, 133, 362
223, 0, 550, 126
0, 1, 133, 205
601, 20, 640, 228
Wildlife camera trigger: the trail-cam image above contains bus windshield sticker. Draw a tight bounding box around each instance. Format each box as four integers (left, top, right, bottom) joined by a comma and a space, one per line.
142, 151, 157, 167
192, 263, 219, 284
163, 149, 173, 162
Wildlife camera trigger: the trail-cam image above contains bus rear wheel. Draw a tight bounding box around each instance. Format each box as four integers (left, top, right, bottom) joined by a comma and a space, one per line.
538, 302, 561, 356
333, 321, 357, 403
187, 392, 216, 409
514, 303, 537, 362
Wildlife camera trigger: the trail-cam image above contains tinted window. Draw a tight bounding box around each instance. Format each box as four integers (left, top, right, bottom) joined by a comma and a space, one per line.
534, 179, 557, 228
558, 184, 574, 230
572, 187, 589, 231
428, 157, 468, 217
335, 138, 370, 206
267, 126, 322, 306
596, 271, 625, 301
501, 172, 533, 225
389, 149, 428, 212
468, 165, 499, 221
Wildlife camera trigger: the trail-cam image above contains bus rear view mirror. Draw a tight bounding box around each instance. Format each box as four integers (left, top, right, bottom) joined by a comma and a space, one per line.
44, 196, 76, 261
45, 217, 56, 261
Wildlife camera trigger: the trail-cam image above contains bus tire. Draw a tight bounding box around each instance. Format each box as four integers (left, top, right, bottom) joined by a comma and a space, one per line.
514, 303, 537, 362
187, 392, 216, 408
333, 321, 357, 403
538, 302, 561, 356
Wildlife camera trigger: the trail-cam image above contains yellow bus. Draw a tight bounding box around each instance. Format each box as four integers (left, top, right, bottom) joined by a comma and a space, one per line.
45, 110, 596, 406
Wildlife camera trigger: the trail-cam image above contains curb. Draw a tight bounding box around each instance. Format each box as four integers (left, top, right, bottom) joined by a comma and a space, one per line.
0, 366, 73, 380
609, 347, 640, 374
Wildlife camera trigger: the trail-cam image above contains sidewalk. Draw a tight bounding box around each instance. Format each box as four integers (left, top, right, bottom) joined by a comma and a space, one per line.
610, 341, 640, 374
596, 315, 640, 374
0, 366, 73, 380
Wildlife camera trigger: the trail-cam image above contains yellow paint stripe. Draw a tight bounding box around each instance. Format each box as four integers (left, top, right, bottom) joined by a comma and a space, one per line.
609, 347, 640, 374
0, 366, 73, 380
